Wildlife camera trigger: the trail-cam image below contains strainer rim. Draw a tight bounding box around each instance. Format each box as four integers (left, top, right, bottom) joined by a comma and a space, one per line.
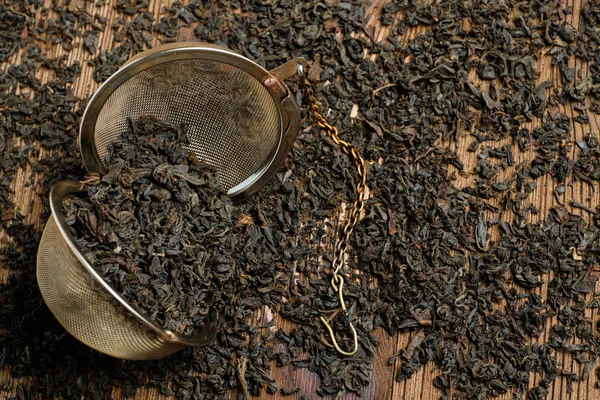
47, 180, 218, 347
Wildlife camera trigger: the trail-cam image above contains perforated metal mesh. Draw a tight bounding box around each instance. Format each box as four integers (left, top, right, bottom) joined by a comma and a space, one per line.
39, 44, 291, 360
37, 216, 185, 360
93, 59, 281, 190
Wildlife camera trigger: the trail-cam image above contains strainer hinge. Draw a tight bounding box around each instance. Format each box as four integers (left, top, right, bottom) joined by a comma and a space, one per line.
263, 76, 288, 100
265, 57, 308, 100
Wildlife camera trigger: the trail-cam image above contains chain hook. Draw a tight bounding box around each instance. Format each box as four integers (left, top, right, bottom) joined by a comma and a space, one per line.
320, 275, 358, 356
320, 315, 358, 356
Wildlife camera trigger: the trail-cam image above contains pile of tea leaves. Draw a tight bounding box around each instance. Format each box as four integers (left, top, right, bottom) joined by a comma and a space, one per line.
63, 116, 240, 335
3, 0, 600, 399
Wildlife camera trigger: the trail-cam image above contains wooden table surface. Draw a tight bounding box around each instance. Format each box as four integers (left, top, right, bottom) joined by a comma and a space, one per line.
1, 0, 599, 399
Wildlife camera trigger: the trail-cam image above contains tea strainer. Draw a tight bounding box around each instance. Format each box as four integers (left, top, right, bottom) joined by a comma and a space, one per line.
37, 42, 307, 360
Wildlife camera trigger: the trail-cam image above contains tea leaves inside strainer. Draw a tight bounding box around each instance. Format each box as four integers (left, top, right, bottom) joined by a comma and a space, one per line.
37, 42, 307, 360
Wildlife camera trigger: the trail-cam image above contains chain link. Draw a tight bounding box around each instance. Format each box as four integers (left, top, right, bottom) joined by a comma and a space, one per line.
304, 79, 368, 356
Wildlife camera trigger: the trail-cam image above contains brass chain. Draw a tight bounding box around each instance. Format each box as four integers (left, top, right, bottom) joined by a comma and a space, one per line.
304, 79, 368, 356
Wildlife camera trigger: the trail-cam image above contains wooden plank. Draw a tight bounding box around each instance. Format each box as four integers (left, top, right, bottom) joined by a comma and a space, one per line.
1, 0, 599, 398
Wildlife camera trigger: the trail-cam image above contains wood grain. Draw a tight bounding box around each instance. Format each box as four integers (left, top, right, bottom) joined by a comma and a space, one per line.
1, 0, 599, 399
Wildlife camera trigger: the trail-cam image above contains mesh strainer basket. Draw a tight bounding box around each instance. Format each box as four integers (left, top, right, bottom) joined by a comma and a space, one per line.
37, 42, 307, 360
